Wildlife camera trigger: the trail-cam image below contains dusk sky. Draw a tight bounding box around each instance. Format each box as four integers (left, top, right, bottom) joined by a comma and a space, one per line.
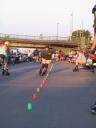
0, 0, 95, 37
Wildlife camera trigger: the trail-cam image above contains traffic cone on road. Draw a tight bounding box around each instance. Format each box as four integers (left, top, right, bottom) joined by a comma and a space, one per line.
32, 93, 38, 100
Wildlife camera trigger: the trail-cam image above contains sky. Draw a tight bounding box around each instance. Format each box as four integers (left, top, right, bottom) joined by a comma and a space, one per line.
0, 0, 96, 37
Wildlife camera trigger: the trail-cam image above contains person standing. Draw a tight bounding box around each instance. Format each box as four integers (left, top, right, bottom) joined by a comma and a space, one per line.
33, 48, 39, 63
27, 50, 32, 62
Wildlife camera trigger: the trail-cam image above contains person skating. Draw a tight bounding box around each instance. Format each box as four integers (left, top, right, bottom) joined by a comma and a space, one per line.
39, 46, 52, 76
90, 4, 96, 114
0, 42, 10, 76
73, 50, 86, 72
91, 5, 96, 53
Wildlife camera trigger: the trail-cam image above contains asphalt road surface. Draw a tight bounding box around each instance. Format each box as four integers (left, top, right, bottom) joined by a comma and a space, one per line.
0, 61, 96, 128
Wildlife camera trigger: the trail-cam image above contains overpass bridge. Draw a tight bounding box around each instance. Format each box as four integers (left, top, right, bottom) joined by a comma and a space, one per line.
0, 33, 80, 48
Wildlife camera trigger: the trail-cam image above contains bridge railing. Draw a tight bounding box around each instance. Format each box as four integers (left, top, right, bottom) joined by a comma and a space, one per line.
0, 33, 70, 41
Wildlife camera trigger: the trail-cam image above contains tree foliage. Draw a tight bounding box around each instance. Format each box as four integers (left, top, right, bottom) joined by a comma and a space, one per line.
72, 30, 92, 43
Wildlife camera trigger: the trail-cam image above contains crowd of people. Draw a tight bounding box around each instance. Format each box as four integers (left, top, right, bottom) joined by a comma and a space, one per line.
0, 43, 68, 77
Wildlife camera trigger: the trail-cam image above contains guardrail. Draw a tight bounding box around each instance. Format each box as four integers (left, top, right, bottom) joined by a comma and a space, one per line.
0, 33, 80, 48
0, 33, 70, 41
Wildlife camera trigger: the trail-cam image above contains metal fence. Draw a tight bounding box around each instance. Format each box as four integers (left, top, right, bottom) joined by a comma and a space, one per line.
0, 33, 70, 41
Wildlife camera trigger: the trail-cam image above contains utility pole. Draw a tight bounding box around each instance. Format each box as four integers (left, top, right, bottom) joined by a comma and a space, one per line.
81, 20, 83, 30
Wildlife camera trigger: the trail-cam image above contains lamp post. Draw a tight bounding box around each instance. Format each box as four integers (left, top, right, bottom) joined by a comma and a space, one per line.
57, 22, 59, 40
70, 13, 73, 40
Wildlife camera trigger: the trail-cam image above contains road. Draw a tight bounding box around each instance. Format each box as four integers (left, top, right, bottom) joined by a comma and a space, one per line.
0, 61, 96, 128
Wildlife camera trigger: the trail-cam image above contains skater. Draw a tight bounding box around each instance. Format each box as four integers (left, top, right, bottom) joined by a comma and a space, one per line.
39, 45, 52, 76
73, 49, 86, 72
91, 4, 96, 53
90, 4, 96, 114
33, 48, 39, 63
0, 41, 10, 76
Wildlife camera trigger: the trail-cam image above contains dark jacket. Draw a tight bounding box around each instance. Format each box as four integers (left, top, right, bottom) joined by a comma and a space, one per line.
42, 50, 52, 60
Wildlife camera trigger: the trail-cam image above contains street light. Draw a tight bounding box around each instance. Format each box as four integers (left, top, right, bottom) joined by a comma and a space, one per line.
70, 12, 73, 38
57, 22, 59, 40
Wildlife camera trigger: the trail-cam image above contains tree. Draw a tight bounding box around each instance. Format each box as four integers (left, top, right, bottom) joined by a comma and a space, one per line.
72, 30, 92, 44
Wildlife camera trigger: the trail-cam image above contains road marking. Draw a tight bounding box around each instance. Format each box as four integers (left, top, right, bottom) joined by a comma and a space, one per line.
26, 63, 53, 111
